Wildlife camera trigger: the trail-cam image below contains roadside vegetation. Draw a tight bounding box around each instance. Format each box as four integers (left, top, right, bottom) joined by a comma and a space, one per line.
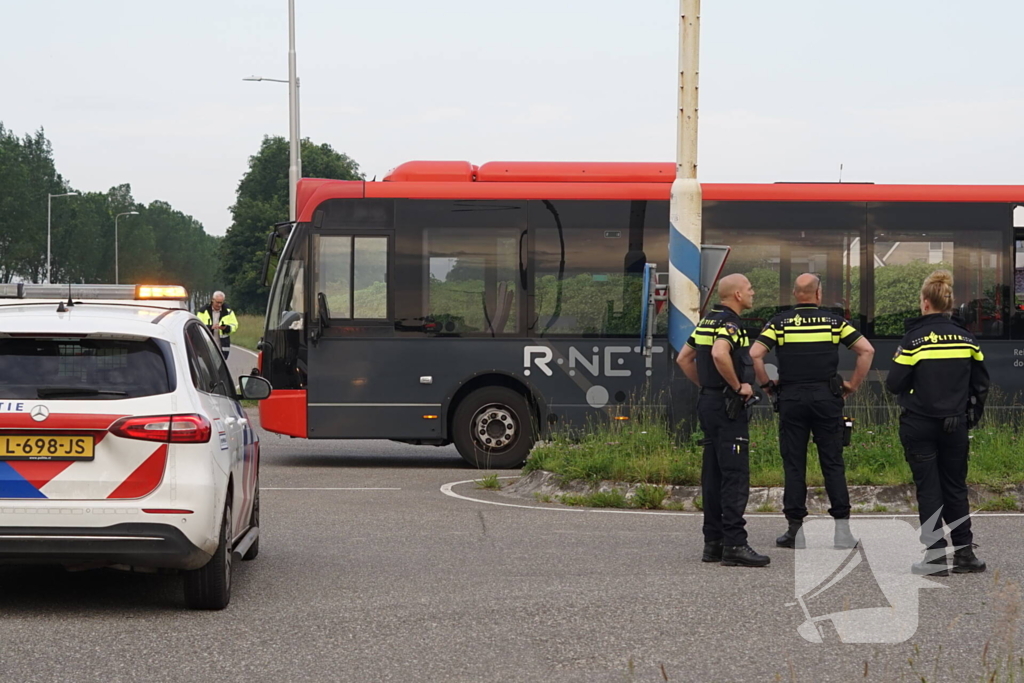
525, 391, 1024, 492
231, 313, 264, 351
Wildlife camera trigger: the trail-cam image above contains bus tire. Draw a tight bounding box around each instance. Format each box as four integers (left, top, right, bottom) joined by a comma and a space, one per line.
452, 386, 535, 469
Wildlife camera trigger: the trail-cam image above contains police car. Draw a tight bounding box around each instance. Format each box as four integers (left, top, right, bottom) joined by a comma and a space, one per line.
0, 284, 270, 610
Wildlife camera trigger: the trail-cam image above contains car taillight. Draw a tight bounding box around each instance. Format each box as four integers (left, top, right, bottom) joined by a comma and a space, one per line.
109, 414, 212, 443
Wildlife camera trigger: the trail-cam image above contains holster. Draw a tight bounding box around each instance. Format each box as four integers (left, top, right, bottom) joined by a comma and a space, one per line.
829, 375, 844, 398
723, 387, 742, 420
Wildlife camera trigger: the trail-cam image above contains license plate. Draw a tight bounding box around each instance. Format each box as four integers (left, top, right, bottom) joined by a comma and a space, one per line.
0, 435, 95, 461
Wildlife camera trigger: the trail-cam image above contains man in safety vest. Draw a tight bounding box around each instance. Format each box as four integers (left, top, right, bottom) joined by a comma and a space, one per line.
196, 291, 239, 359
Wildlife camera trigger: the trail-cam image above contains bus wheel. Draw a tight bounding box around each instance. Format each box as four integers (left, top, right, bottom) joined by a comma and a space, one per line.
452, 387, 535, 469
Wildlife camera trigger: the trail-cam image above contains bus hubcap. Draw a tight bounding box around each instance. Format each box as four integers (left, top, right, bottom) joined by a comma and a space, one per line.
472, 404, 517, 450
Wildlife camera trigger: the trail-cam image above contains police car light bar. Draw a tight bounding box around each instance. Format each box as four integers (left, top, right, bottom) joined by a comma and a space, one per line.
0, 284, 189, 301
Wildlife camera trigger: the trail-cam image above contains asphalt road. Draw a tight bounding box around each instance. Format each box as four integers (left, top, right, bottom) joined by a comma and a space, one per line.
0, 347, 1021, 682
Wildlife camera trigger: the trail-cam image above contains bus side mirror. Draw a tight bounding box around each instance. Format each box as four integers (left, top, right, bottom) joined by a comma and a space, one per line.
260, 231, 278, 287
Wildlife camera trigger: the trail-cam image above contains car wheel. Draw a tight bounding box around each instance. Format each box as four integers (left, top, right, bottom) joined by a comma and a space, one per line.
452, 386, 535, 469
184, 496, 232, 610
242, 479, 259, 561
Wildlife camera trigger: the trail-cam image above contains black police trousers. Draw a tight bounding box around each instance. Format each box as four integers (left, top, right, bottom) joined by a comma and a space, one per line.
899, 412, 972, 550
697, 393, 750, 546
778, 383, 851, 521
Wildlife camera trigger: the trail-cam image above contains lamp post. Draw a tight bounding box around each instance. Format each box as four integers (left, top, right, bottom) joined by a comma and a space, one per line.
47, 191, 79, 284
114, 211, 139, 284
243, 1, 301, 221
243, 75, 302, 222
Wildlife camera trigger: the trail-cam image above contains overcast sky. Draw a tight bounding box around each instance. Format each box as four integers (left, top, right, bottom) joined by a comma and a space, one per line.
4, 1, 1023, 236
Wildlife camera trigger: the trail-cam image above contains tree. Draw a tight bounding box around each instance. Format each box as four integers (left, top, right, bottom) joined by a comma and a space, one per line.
221, 136, 362, 313
0, 123, 221, 293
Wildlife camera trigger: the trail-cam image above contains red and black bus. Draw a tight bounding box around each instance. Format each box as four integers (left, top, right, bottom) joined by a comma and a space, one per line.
257, 161, 1024, 467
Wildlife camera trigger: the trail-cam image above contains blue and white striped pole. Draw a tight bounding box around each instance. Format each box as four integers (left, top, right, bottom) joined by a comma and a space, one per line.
668, 0, 702, 353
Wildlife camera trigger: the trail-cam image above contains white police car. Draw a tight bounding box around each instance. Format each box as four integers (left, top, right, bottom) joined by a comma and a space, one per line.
0, 284, 270, 610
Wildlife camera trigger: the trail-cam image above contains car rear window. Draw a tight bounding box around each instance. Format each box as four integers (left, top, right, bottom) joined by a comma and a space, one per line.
0, 337, 172, 400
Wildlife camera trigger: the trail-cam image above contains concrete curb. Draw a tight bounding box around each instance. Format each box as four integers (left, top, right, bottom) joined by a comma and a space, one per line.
505, 470, 1024, 514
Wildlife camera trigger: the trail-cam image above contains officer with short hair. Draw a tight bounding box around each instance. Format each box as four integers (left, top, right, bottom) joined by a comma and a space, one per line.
676, 273, 770, 568
887, 270, 989, 576
749, 273, 875, 550
196, 291, 239, 359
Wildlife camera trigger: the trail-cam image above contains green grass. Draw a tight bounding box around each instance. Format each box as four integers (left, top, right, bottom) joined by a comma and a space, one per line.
525, 399, 1024, 488
231, 313, 264, 352
475, 474, 502, 491
631, 483, 670, 509
559, 490, 628, 508
978, 496, 1020, 512
755, 501, 777, 513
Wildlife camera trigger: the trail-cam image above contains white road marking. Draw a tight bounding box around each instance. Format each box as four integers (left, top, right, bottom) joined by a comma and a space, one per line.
441, 478, 1024, 519
262, 487, 402, 491
234, 346, 258, 357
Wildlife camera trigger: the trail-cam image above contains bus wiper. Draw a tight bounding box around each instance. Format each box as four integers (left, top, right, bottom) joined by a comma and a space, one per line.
37, 386, 128, 398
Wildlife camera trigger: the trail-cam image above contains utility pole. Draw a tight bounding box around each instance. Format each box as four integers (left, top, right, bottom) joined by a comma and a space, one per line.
668, 0, 702, 354
287, 0, 301, 222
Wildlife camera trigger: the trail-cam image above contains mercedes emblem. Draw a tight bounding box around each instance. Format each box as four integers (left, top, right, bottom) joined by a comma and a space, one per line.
30, 405, 50, 422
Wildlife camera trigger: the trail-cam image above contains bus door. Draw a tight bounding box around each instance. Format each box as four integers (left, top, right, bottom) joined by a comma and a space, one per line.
306, 230, 397, 439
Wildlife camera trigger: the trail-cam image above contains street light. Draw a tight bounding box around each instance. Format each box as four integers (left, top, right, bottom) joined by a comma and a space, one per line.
114, 211, 139, 284
243, 0, 302, 222
47, 192, 79, 284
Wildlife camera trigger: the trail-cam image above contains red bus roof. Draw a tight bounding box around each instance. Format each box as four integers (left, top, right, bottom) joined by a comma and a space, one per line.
296, 161, 1024, 222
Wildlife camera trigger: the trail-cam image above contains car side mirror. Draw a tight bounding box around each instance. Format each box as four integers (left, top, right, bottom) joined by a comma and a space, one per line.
239, 375, 272, 401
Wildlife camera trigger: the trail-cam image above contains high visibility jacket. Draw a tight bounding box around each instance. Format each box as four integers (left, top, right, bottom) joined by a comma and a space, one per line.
685, 303, 752, 390
886, 313, 990, 418
196, 305, 239, 349
754, 304, 863, 384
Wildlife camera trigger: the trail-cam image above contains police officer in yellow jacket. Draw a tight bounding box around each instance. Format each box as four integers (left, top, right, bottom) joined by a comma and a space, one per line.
750, 273, 875, 550
886, 270, 989, 576
196, 291, 239, 359
677, 274, 770, 568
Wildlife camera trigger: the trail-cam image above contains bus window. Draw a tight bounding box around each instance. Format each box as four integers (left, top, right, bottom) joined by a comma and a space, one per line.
313, 235, 389, 320
531, 200, 649, 337
703, 202, 863, 330
870, 202, 1007, 338
426, 229, 520, 335
267, 231, 307, 332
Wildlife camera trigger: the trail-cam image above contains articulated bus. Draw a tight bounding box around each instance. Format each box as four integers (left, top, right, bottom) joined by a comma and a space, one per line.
256, 160, 1024, 467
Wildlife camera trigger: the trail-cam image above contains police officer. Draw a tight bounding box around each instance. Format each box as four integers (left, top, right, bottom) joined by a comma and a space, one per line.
676, 274, 770, 567
886, 270, 989, 576
749, 273, 875, 550
196, 291, 239, 359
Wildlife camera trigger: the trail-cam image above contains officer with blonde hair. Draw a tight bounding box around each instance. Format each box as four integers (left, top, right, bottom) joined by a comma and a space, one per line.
887, 270, 990, 576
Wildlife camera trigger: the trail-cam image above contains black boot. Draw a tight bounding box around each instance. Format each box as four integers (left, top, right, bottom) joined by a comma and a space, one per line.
911, 548, 949, 577
952, 544, 986, 574
776, 520, 802, 548
722, 544, 771, 567
834, 518, 858, 549
702, 539, 723, 563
